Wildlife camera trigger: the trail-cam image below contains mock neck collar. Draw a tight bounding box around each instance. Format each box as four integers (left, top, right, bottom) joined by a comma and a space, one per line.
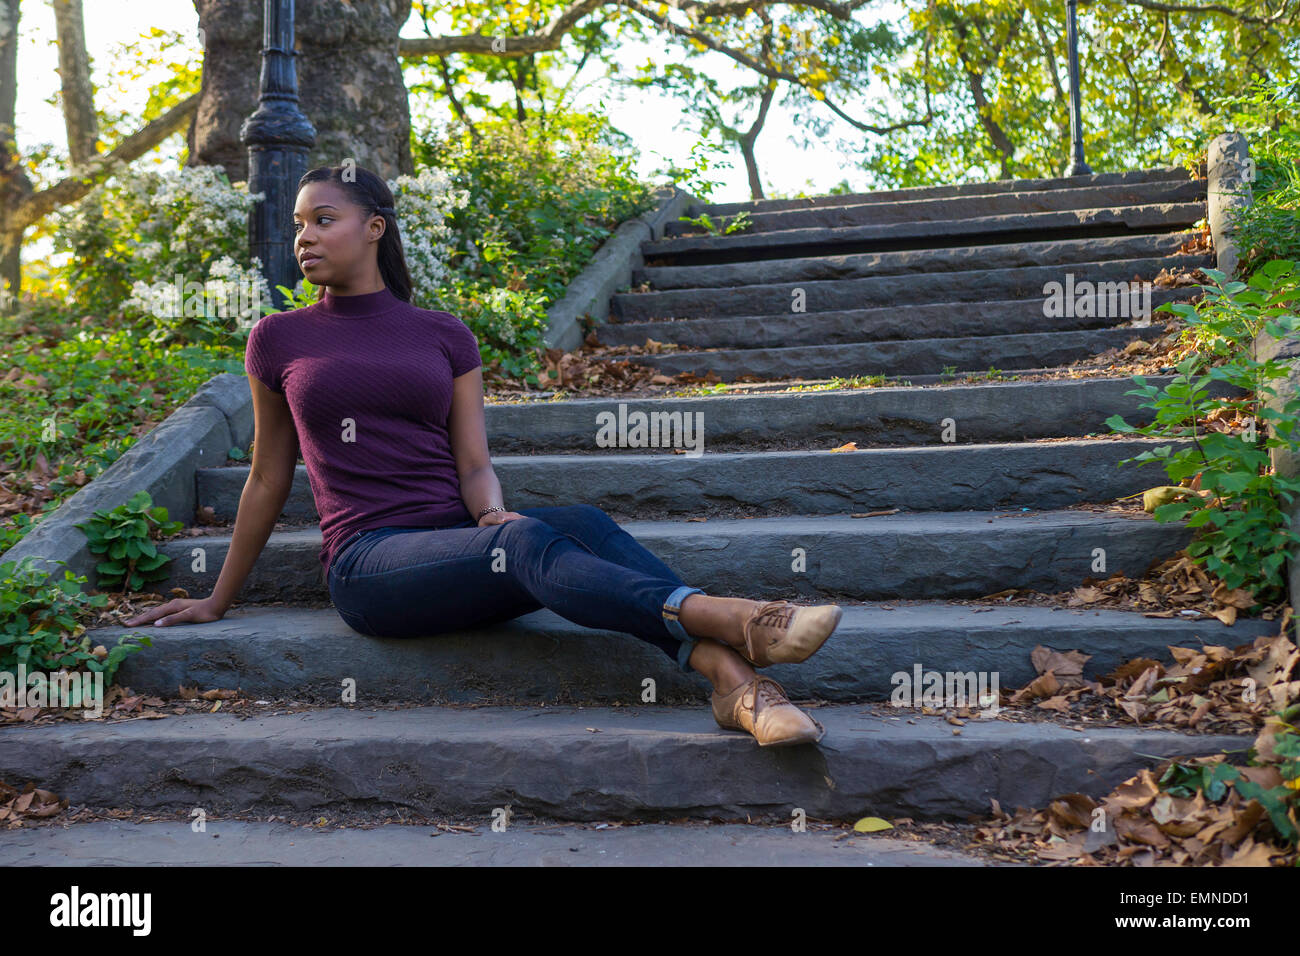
316, 285, 403, 317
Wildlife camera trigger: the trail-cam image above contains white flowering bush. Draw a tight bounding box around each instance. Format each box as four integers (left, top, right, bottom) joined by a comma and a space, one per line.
51, 164, 265, 342
387, 167, 468, 309
383, 167, 550, 382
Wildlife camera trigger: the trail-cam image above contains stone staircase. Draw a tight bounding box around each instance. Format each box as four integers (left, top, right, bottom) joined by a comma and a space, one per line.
0, 165, 1275, 864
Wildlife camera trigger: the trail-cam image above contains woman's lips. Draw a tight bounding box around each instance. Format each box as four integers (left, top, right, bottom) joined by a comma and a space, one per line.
300, 253, 321, 268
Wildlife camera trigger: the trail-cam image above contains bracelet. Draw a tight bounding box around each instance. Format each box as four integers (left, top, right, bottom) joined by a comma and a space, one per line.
476, 505, 506, 521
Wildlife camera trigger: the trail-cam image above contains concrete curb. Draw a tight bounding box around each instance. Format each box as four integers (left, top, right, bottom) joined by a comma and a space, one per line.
0, 373, 253, 585
542, 182, 699, 352
1210, 132, 1300, 610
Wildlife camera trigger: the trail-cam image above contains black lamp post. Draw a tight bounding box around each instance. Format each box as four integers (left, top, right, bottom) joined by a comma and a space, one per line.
1065, 0, 1092, 176
240, 0, 316, 311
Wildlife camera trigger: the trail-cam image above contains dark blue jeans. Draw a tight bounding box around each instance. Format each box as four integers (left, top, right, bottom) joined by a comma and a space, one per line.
326, 504, 707, 673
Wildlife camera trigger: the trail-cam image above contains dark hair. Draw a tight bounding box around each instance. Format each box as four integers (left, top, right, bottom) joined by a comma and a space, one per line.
297, 164, 414, 302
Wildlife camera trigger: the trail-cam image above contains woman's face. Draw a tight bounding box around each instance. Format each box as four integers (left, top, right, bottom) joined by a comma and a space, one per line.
292, 181, 384, 287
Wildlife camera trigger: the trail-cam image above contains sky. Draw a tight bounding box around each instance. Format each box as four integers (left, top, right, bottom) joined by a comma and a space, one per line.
11, 0, 884, 216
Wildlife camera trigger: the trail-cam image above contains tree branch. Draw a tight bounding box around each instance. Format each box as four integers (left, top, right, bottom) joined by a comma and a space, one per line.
397, 0, 873, 57
436, 55, 481, 145
401, 0, 928, 136
1114, 0, 1294, 25
13, 93, 197, 229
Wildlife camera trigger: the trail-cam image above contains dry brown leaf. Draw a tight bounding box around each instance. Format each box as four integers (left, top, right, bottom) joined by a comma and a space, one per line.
199, 688, 238, 701
1010, 671, 1061, 703
1048, 793, 1098, 828
1030, 646, 1090, 686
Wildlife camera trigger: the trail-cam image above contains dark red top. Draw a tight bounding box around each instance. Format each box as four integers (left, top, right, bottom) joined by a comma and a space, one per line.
244, 285, 483, 573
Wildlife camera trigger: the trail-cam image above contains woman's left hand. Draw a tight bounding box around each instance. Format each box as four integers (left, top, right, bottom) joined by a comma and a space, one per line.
477, 510, 527, 527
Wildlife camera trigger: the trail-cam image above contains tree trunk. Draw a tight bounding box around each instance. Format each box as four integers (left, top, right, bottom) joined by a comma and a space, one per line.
738, 80, 777, 200
190, 0, 414, 183
0, 0, 31, 311
52, 0, 99, 168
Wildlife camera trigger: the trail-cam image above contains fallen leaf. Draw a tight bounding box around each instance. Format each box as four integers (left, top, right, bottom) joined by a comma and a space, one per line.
853, 817, 894, 832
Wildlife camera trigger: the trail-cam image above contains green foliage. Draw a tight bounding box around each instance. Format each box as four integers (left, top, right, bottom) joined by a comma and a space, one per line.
272, 278, 321, 312
0, 323, 240, 491
840, 1, 1300, 187
1106, 262, 1300, 602
646, 136, 736, 202
412, 110, 656, 385
76, 492, 183, 593
0, 514, 36, 557
677, 211, 753, 235
1159, 759, 1243, 803
1159, 715, 1300, 848
1218, 79, 1300, 274
0, 557, 149, 690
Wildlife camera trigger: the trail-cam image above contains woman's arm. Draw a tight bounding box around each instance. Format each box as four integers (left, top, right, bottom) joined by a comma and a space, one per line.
447, 366, 521, 526
126, 376, 300, 626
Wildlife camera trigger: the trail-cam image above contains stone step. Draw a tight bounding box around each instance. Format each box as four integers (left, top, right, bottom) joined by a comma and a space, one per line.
156, 510, 1192, 605
0, 704, 1250, 822
635, 232, 1198, 291
665, 179, 1207, 236
611, 254, 1212, 321
647, 203, 1207, 267
480, 376, 1240, 454
0, 819, 999, 867
692, 166, 1198, 217
598, 288, 1199, 349
602, 326, 1166, 382
95, 603, 1274, 704
196, 438, 1188, 524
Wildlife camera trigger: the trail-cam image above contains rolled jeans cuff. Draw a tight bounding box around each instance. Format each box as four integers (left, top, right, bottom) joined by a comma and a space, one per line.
663, 585, 706, 673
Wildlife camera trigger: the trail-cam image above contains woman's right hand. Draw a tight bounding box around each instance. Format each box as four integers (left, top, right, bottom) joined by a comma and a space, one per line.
126, 597, 226, 628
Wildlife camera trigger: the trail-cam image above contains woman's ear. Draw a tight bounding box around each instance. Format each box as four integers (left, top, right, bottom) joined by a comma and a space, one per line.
369, 213, 386, 242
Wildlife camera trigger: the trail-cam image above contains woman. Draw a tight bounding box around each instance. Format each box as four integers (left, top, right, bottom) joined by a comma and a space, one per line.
127, 164, 845, 747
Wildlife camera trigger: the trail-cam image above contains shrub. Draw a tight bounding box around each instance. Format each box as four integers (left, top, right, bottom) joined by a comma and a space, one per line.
412, 110, 656, 384
76, 491, 183, 593
1212, 79, 1300, 273
1106, 261, 1300, 603
0, 557, 149, 690
49, 162, 268, 343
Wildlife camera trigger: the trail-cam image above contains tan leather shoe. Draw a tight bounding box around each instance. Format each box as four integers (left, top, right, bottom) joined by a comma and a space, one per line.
711, 675, 826, 747
737, 600, 843, 668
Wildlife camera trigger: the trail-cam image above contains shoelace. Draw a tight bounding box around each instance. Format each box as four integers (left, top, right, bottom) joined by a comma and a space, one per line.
746, 676, 790, 711
752, 602, 797, 631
